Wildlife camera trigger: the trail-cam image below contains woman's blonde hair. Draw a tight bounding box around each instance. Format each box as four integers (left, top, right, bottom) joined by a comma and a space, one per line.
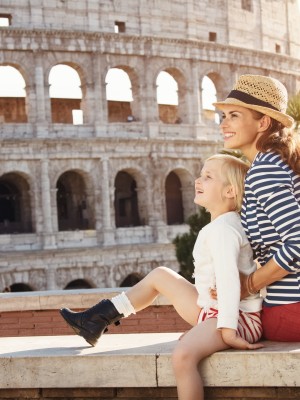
206, 154, 249, 212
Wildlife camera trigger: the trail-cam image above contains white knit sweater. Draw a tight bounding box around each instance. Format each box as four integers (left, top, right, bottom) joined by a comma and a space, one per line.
193, 211, 262, 330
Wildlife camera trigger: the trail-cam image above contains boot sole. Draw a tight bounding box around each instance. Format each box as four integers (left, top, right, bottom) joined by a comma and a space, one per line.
59, 309, 98, 347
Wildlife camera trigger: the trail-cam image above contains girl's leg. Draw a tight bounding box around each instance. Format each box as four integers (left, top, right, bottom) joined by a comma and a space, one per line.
126, 266, 199, 325
172, 318, 229, 400
60, 266, 200, 346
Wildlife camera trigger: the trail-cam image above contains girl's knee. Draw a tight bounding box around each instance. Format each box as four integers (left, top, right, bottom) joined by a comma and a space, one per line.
151, 266, 171, 278
172, 344, 197, 373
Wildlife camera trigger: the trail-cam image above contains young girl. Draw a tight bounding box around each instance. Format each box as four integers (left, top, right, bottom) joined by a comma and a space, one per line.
60, 154, 263, 400
214, 74, 300, 342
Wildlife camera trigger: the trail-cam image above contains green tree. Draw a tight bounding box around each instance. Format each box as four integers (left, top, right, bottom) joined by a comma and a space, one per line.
173, 207, 210, 282
287, 92, 300, 131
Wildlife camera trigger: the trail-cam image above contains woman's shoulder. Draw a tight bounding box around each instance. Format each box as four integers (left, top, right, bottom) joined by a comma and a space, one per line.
254, 152, 287, 168
248, 152, 291, 178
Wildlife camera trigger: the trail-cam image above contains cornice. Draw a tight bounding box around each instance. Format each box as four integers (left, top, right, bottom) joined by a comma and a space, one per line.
0, 28, 300, 74
0, 135, 220, 159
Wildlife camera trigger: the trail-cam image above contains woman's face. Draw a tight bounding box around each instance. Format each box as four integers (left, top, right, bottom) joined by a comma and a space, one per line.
219, 104, 263, 161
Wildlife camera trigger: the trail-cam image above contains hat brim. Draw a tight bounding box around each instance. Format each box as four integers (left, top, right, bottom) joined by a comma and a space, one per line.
213, 98, 294, 128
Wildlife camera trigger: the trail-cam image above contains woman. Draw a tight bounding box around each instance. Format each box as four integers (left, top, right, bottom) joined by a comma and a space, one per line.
214, 74, 300, 341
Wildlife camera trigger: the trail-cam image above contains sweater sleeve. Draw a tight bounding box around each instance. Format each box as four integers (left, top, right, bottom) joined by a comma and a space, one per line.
248, 164, 300, 272
207, 221, 242, 330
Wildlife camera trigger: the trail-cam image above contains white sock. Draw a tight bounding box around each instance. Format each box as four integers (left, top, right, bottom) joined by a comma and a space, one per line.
111, 292, 136, 318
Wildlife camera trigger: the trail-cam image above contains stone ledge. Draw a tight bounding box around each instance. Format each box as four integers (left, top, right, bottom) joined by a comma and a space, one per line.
0, 333, 299, 389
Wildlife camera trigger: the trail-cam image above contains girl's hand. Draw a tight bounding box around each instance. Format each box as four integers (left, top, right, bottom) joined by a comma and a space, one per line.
221, 328, 264, 350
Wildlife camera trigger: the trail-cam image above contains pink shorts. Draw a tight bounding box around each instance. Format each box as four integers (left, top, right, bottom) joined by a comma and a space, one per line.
198, 307, 262, 344
262, 302, 300, 341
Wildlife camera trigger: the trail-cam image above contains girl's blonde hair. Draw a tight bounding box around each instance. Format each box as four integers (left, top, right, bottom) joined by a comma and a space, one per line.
206, 154, 249, 212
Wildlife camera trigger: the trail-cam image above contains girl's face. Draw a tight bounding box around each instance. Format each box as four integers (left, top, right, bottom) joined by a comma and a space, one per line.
219, 104, 264, 162
194, 159, 233, 220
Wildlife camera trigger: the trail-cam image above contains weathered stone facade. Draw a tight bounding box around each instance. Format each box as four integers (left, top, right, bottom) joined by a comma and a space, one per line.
0, 0, 299, 291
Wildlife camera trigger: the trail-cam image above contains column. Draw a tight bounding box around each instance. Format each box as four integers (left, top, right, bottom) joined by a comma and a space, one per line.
45, 266, 57, 290
140, 58, 160, 137
189, 60, 203, 125
101, 157, 115, 245
93, 55, 108, 136
148, 153, 169, 243
41, 159, 56, 249
34, 53, 50, 136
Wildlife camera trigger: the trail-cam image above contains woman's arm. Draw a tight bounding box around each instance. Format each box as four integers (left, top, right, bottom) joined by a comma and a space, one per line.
240, 258, 289, 298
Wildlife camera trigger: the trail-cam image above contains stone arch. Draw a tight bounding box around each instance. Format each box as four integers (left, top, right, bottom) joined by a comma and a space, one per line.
114, 170, 141, 227
48, 61, 85, 124
0, 172, 33, 234
165, 167, 194, 224
105, 65, 139, 122
165, 171, 184, 224
156, 66, 187, 124
119, 272, 143, 287
200, 71, 226, 124
9, 282, 34, 292
0, 63, 28, 123
56, 169, 95, 231
64, 278, 94, 290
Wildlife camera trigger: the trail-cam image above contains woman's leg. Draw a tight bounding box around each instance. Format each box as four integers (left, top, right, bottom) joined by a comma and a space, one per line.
262, 302, 300, 341
126, 266, 199, 326
172, 318, 229, 400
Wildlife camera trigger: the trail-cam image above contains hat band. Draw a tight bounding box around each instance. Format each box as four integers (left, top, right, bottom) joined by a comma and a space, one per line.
227, 90, 279, 112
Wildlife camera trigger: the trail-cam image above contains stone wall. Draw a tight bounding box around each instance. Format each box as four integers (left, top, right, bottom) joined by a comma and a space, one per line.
0, 0, 299, 291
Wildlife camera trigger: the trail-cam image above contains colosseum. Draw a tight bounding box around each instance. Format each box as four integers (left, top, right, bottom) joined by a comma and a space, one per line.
0, 0, 299, 291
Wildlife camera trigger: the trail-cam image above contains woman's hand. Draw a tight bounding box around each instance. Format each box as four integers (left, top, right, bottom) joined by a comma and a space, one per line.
239, 272, 250, 299
210, 273, 252, 301
221, 328, 264, 350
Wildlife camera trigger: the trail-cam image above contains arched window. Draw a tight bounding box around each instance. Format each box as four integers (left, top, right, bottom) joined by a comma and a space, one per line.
64, 279, 93, 290
0, 65, 27, 123
120, 273, 143, 287
165, 172, 184, 225
0, 173, 33, 234
106, 68, 134, 122
9, 283, 33, 292
201, 76, 219, 124
49, 64, 83, 124
114, 171, 140, 227
156, 71, 179, 123
56, 171, 92, 231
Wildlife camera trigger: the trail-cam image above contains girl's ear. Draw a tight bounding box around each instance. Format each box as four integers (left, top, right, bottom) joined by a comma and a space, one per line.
224, 185, 236, 199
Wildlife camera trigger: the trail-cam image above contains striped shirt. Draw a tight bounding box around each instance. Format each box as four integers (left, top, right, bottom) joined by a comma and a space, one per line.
241, 152, 300, 306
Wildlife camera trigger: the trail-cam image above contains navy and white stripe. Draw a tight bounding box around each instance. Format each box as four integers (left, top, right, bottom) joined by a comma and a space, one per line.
241, 152, 300, 306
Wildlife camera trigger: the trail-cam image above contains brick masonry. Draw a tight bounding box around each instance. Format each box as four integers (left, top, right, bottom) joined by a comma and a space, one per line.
0, 305, 190, 337
0, 387, 299, 400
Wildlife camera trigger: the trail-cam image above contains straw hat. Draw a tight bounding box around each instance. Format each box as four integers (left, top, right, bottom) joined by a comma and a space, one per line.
213, 74, 294, 128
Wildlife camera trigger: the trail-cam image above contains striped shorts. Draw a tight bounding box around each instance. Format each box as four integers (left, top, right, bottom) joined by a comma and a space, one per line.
198, 307, 263, 344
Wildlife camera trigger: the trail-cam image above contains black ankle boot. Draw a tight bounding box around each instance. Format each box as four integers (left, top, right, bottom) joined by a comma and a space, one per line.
60, 299, 124, 347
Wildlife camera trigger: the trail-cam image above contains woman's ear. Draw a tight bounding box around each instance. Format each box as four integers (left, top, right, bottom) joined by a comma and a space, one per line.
258, 115, 271, 132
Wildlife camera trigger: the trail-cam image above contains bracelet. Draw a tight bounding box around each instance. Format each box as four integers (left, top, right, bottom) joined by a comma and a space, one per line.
246, 272, 259, 295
